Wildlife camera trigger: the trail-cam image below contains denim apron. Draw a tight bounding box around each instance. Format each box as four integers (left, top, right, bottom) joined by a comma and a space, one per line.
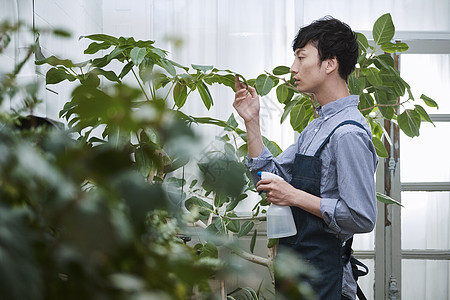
278, 120, 366, 300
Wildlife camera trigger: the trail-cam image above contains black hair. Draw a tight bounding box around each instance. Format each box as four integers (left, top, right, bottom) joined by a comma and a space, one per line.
292, 16, 358, 81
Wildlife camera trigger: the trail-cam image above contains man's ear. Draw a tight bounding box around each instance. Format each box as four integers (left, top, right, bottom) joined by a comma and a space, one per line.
325, 57, 338, 75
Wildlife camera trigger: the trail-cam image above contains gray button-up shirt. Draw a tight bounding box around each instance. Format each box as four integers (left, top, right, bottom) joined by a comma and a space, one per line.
245, 95, 378, 299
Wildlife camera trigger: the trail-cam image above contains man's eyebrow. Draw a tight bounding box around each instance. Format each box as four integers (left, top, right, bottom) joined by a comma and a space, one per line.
294, 49, 306, 55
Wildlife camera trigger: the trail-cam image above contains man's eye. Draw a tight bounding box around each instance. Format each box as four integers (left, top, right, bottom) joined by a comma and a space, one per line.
297, 56, 304, 60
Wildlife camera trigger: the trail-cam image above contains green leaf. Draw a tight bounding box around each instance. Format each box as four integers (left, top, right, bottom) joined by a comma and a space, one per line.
414, 104, 434, 125
262, 137, 282, 157
420, 94, 438, 108
80, 34, 119, 45
214, 74, 236, 91
189, 179, 198, 189
159, 59, 176, 76
276, 84, 294, 103
374, 54, 395, 69
376, 192, 404, 207
227, 287, 259, 300
192, 64, 214, 72
290, 101, 308, 132
84, 41, 112, 55
150, 48, 167, 59
267, 238, 278, 248
381, 42, 409, 53
224, 143, 235, 157
373, 13, 395, 46
348, 73, 361, 95
166, 177, 186, 187
398, 109, 421, 137
187, 116, 235, 131
199, 242, 219, 258
380, 69, 405, 97
165, 59, 187, 72
372, 136, 388, 158
226, 113, 238, 129
91, 56, 109, 68
173, 82, 188, 108
272, 66, 290, 75
36, 55, 75, 68
152, 73, 170, 89
374, 88, 397, 119
93, 68, 120, 83
280, 98, 299, 123
356, 32, 370, 52
46, 67, 77, 84
130, 47, 147, 65
214, 193, 228, 208
250, 229, 257, 253
53, 28, 71, 37
197, 81, 213, 110
185, 196, 213, 216
119, 61, 134, 79
255, 74, 274, 96
358, 93, 374, 115
226, 213, 240, 233
214, 217, 227, 234
107, 47, 124, 63
225, 197, 240, 212
238, 221, 254, 238
365, 68, 383, 86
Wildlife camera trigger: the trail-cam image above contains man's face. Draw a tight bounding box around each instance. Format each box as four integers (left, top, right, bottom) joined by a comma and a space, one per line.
290, 42, 327, 94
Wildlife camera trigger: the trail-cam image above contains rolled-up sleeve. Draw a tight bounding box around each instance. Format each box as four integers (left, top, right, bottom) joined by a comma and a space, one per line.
320, 131, 378, 239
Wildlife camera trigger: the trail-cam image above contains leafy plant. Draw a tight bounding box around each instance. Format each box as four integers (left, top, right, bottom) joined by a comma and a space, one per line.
0, 21, 235, 300
0, 12, 437, 300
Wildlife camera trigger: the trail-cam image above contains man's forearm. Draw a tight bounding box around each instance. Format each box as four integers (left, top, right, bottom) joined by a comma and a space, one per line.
245, 119, 264, 158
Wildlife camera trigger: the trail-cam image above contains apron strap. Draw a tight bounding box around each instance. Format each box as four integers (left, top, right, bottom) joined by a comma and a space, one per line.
314, 120, 368, 157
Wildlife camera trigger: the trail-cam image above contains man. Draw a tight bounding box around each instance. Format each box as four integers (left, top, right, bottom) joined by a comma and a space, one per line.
233, 17, 378, 300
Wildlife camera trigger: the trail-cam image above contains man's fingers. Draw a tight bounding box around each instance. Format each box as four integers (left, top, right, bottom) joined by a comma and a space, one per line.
235, 75, 243, 91
256, 178, 273, 190
235, 89, 250, 99
247, 85, 258, 98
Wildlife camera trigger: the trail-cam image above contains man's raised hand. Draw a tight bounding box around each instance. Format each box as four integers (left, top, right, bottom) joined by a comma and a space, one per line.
233, 75, 260, 124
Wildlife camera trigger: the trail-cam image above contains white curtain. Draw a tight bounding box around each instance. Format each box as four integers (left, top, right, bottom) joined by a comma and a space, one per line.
8, 0, 448, 298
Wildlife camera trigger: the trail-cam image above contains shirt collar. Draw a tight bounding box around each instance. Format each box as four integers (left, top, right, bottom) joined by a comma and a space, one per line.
316, 95, 360, 119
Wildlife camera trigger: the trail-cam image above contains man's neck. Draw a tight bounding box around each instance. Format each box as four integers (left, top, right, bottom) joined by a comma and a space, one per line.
314, 80, 350, 107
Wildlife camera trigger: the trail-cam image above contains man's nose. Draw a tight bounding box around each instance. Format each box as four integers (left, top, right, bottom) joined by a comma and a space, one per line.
290, 60, 297, 74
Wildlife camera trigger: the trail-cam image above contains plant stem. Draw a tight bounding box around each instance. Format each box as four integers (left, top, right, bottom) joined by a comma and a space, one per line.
264, 71, 296, 90
131, 67, 151, 101
267, 244, 276, 284
164, 81, 175, 102
226, 215, 266, 221
360, 99, 409, 112
228, 245, 270, 267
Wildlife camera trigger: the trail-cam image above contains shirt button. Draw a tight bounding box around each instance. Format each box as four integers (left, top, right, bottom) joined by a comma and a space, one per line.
325, 116, 329, 120
314, 129, 319, 132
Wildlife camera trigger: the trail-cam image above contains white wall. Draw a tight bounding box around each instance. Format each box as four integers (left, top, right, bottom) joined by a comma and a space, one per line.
34, 0, 103, 120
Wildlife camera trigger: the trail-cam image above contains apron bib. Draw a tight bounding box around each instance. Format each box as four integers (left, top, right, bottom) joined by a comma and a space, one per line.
277, 120, 366, 300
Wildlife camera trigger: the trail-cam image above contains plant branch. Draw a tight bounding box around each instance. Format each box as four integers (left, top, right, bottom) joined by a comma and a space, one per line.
228, 245, 270, 267
226, 215, 266, 221
127, 60, 151, 101
304, 92, 319, 118
164, 81, 175, 102
267, 245, 276, 284
193, 220, 207, 229
360, 98, 409, 112
264, 71, 296, 90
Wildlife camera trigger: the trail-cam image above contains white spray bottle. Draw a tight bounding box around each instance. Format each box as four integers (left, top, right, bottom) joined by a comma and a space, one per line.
258, 171, 297, 239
